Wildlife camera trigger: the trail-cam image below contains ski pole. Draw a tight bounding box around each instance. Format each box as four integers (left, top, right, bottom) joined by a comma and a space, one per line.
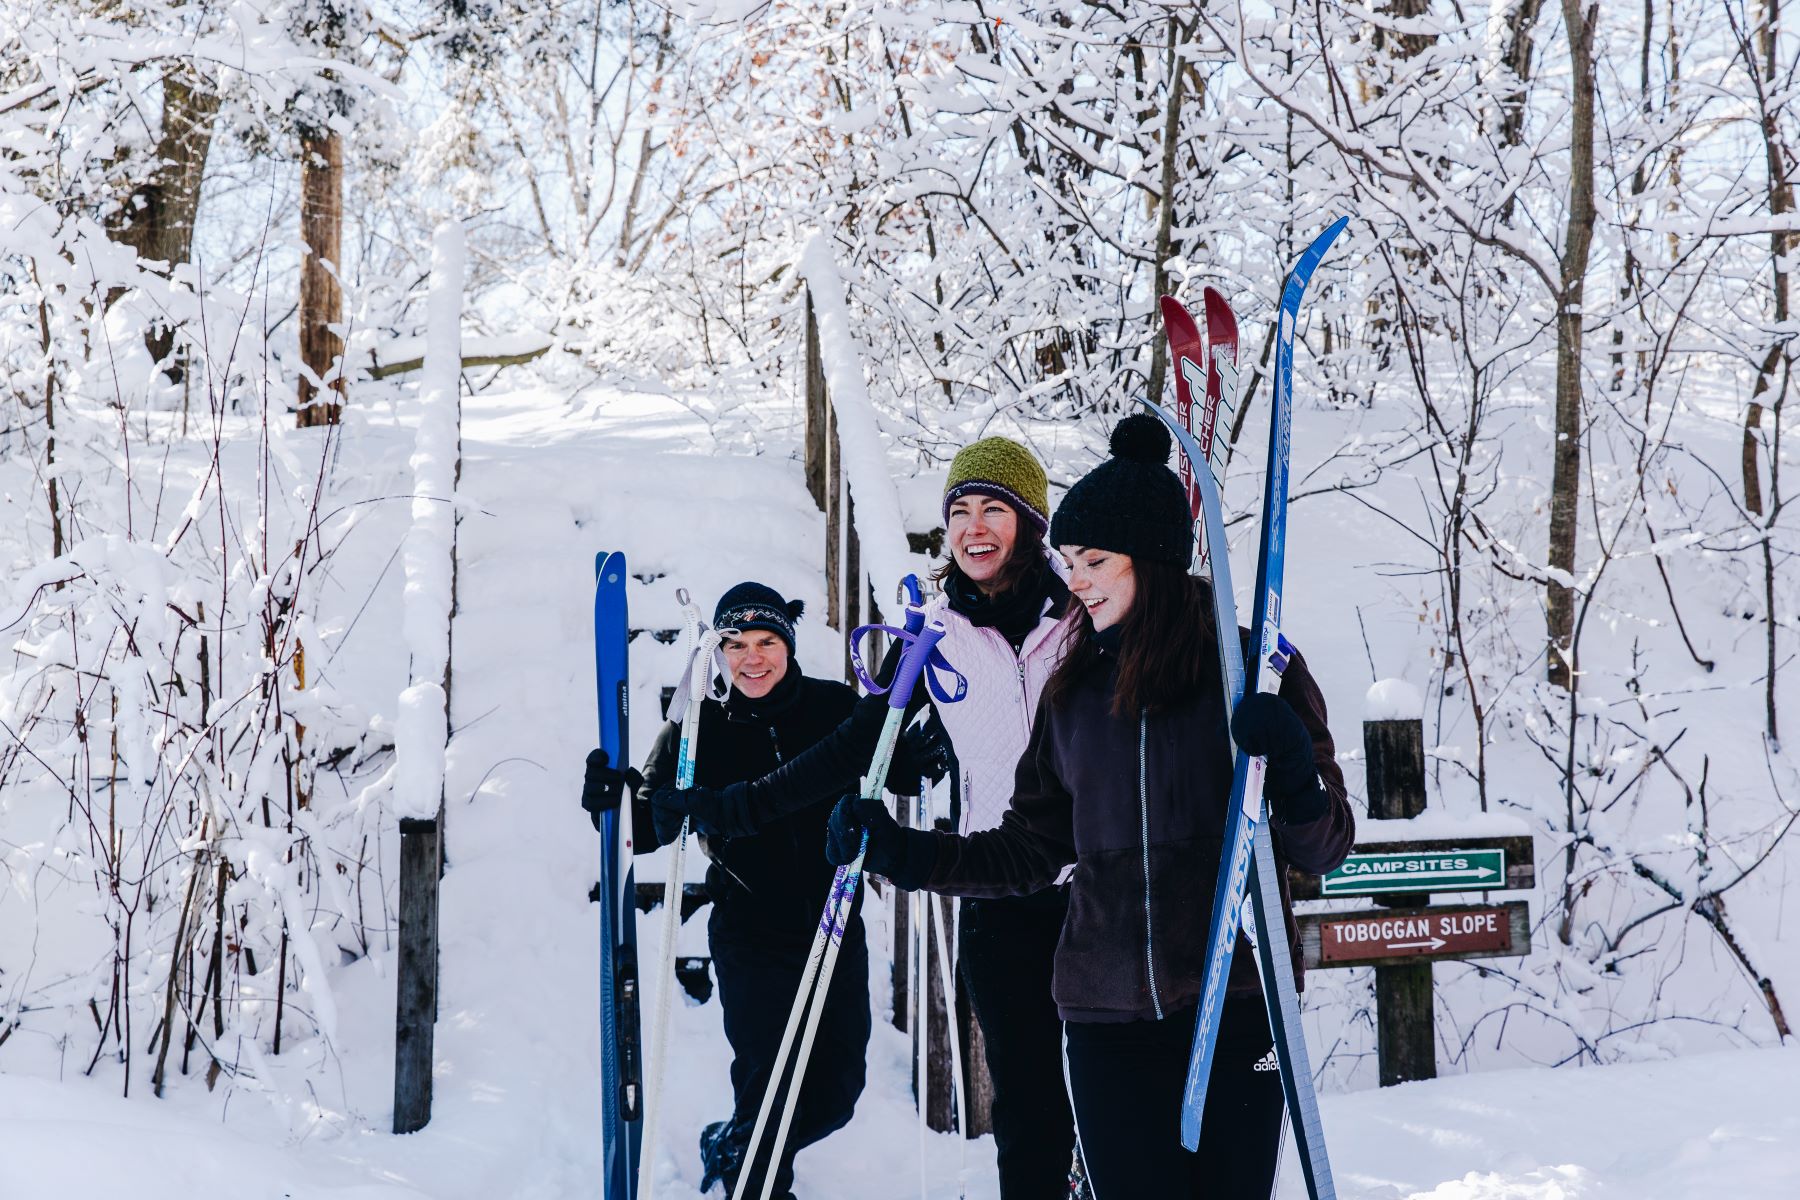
927, 835, 969, 1200
637, 589, 730, 1200
733, 579, 965, 1200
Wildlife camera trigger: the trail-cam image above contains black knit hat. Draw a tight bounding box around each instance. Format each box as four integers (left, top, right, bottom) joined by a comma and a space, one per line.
1048, 413, 1193, 567
714, 582, 805, 654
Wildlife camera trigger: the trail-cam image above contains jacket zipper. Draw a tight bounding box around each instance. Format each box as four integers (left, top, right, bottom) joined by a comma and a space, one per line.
1139, 709, 1163, 1019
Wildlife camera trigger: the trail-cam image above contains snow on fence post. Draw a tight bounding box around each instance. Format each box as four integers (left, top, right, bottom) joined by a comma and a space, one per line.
393, 221, 465, 1135
797, 234, 925, 651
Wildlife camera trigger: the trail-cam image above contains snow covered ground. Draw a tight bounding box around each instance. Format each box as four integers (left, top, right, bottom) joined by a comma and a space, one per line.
4, 1028, 1794, 1198
3, 378, 1796, 1199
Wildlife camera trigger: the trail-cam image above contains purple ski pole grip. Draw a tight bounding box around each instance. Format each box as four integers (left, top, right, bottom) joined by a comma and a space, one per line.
885, 621, 947, 710
898, 574, 926, 638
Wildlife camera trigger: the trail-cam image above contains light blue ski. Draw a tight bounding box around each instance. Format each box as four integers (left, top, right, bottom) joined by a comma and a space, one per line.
1144, 215, 1348, 1198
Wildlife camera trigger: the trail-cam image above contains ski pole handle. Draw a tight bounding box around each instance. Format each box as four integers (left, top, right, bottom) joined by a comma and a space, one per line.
897, 574, 926, 637
885, 620, 947, 709
847, 573, 930, 692
849, 619, 966, 707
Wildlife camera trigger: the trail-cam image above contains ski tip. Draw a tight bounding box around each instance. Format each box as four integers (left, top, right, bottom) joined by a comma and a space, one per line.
1159, 294, 1200, 338
1179, 1109, 1201, 1152
594, 549, 627, 582
1201, 286, 1239, 344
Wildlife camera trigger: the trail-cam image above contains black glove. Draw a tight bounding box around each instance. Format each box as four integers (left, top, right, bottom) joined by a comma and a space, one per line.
1231, 693, 1329, 824
581, 749, 643, 831
652, 781, 757, 846
898, 713, 955, 785
826, 795, 937, 889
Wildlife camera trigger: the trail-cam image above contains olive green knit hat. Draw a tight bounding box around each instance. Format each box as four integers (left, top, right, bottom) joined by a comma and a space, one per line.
942, 437, 1050, 532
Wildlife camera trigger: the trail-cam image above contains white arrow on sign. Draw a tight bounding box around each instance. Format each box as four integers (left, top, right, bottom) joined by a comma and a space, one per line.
1386, 937, 1449, 951
1331, 865, 1499, 885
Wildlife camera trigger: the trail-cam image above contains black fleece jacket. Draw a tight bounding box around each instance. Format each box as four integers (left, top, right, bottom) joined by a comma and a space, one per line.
922, 638, 1354, 1021
633, 668, 859, 943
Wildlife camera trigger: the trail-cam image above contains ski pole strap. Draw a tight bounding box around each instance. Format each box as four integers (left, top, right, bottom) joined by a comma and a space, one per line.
848, 573, 931, 693
668, 629, 730, 724
849, 620, 966, 707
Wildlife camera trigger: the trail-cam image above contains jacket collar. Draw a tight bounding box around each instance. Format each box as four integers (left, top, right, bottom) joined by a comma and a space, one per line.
723, 663, 804, 723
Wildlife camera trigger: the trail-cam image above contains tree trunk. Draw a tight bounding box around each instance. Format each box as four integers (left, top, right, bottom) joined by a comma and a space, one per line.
1745, 0, 1794, 517
110, 66, 220, 381
1145, 16, 1189, 410
297, 131, 345, 428
1545, 1, 1598, 691
1499, 0, 1549, 150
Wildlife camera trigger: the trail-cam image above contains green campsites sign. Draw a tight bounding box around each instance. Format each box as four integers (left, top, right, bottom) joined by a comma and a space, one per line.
1320, 848, 1507, 897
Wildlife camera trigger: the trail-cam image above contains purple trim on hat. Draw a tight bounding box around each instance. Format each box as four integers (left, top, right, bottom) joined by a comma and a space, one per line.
942, 481, 1049, 531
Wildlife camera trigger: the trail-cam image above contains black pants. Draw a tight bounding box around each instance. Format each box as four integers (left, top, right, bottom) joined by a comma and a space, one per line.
706, 907, 871, 1197
1062, 994, 1285, 1199
960, 889, 1078, 1199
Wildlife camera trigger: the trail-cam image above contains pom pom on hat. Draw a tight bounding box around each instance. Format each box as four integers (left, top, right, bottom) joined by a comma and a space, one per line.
1048, 411, 1193, 567
1108, 412, 1171, 465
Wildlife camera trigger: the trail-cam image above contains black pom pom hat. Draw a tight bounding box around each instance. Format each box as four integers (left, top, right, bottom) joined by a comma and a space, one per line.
1047, 412, 1194, 567
714, 581, 806, 654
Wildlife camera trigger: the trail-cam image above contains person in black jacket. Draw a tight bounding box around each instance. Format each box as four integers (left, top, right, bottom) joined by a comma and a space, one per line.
581, 582, 867, 1200
825, 415, 1356, 1198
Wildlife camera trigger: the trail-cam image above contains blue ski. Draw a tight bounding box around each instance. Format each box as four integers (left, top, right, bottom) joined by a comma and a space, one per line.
1144, 216, 1348, 1197
594, 551, 642, 1199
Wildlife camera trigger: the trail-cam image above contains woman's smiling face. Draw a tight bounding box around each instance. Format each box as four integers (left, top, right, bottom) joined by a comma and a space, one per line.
1059, 544, 1136, 631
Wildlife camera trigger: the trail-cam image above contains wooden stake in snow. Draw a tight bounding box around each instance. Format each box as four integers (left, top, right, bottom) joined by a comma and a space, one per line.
393, 221, 465, 1135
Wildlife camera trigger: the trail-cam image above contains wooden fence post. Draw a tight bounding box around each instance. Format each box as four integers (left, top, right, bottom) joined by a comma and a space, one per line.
392, 224, 463, 1132
1364, 717, 1435, 1086
394, 810, 443, 1132
806, 288, 991, 1134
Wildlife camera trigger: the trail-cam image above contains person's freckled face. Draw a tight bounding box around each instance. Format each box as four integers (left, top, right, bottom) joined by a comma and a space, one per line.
1060, 545, 1137, 632
948, 495, 1020, 594
723, 631, 789, 698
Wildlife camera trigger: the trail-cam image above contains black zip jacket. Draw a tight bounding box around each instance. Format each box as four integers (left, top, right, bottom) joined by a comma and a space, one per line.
922, 640, 1354, 1021
634, 669, 859, 943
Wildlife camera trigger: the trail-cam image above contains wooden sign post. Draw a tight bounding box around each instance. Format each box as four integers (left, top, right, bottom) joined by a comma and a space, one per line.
1293, 717, 1536, 1087
1364, 718, 1433, 1086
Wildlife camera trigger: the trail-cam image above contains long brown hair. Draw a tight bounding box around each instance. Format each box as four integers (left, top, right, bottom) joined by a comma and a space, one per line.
1045, 560, 1217, 716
